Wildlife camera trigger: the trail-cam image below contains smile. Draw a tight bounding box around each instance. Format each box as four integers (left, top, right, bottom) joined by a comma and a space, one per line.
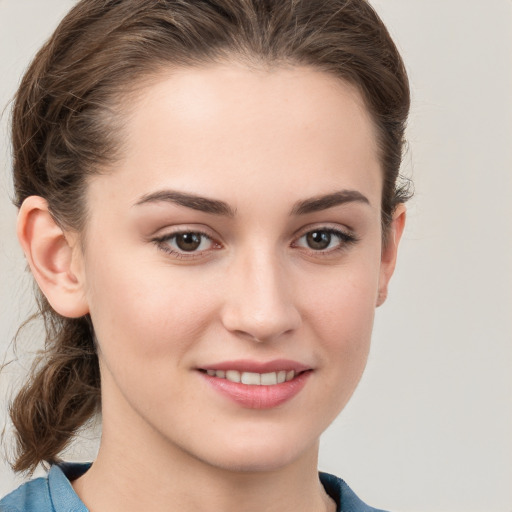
198, 361, 312, 409
201, 369, 298, 386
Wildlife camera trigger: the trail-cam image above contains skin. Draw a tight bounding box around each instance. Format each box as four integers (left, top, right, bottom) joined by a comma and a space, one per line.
18, 63, 405, 512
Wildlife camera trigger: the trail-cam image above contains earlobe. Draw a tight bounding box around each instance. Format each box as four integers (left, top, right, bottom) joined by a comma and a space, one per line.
17, 196, 89, 318
376, 205, 406, 307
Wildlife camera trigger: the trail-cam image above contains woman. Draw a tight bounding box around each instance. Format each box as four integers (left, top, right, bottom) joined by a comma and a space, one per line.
1, 0, 410, 510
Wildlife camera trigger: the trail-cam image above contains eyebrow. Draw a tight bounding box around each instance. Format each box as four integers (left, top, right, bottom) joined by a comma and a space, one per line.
134, 188, 370, 217
135, 190, 236, 217
290, 190, 370, 215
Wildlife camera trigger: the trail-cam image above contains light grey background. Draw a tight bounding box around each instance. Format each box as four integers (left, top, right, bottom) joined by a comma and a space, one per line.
1, 1, 511, 510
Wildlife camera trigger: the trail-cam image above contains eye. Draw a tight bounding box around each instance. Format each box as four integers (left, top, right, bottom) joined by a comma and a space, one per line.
173, 232, 209, 252
153, 230, 219, 256
293, 228, 357, 253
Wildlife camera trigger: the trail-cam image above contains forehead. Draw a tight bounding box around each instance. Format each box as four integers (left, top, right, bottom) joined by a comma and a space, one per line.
89, 63, 381, 211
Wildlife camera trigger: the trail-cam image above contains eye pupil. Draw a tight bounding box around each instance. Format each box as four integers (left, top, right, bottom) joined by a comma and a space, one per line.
176, 233, 202, 251
306, 231, 331, 250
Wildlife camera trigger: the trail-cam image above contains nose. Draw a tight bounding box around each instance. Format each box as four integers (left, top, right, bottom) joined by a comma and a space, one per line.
220, 250, 301, 343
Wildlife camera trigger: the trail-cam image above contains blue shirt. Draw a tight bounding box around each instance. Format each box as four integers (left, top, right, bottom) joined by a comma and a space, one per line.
0, 463, 389, 512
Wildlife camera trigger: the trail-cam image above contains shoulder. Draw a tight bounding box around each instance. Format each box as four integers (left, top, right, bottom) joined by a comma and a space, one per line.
0, 476, 53, 512
0, 463, 90, 512
320, 472, 390, 512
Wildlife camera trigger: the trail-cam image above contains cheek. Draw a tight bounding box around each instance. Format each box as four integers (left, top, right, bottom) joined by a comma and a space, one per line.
84, 252, 218, 365
304, 261, 379, 338
300, 259, 380, 381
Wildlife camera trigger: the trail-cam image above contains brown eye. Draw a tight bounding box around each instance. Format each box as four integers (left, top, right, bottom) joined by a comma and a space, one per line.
306, 230, 332, 250
155, 231, 216, 256
175, 232, 203, 252
294, 227, 357, 254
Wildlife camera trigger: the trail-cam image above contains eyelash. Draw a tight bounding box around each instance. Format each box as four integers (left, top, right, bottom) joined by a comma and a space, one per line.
292, 227, 359, 256
153, 229, 218, 259
152, 226, 358, 260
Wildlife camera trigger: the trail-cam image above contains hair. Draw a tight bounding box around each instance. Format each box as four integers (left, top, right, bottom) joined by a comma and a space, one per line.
8, 0, 410, 473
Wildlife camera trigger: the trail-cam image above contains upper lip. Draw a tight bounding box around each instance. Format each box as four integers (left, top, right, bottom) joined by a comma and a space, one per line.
198, 359, 311, 373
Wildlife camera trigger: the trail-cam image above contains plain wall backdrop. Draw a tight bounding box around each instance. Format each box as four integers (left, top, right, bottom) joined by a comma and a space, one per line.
0, 1, 511, 511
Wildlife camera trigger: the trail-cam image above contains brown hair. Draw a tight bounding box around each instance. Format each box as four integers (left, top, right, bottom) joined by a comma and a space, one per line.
9, 0, 410, 473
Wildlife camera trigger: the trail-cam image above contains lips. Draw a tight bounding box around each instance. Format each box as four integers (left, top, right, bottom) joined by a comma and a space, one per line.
198, 359, 312, 409
201, 369, 297, 385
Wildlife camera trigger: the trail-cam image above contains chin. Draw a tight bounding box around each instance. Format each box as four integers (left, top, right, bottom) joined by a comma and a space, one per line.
193, 432, 319, 474
205, 451, 302, 474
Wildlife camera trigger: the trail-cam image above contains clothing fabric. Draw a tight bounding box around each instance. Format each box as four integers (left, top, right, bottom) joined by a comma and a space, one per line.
0, 463, 389, 512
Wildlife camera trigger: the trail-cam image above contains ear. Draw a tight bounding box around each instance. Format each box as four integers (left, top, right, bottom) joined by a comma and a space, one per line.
376, 204, 406, 307
17, 196, 89, 318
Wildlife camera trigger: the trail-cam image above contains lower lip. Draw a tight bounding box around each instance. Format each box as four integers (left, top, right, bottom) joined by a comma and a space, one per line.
200, 371, 312, 409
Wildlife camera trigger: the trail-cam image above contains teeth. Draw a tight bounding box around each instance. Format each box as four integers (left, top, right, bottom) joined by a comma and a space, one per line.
241, 372, 261, 385
261, 372, 277, 385
205, 369, 299, 385
225, 370, 241, 383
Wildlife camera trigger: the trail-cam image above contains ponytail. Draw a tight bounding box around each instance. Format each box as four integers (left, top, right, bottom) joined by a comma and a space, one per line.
9, 294, 100, 474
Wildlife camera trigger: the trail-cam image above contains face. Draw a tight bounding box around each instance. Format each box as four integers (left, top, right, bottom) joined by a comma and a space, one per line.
75, 63, 402, 472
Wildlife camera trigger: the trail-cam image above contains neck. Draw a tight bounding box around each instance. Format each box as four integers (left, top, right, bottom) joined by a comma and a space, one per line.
74, 434, 333, 512
73, 402, 334, 512
72, 371, 336, 512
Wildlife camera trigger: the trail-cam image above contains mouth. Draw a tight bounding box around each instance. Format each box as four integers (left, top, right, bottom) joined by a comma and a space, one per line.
198, 368, 305, 386
197, 360, 312, 409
